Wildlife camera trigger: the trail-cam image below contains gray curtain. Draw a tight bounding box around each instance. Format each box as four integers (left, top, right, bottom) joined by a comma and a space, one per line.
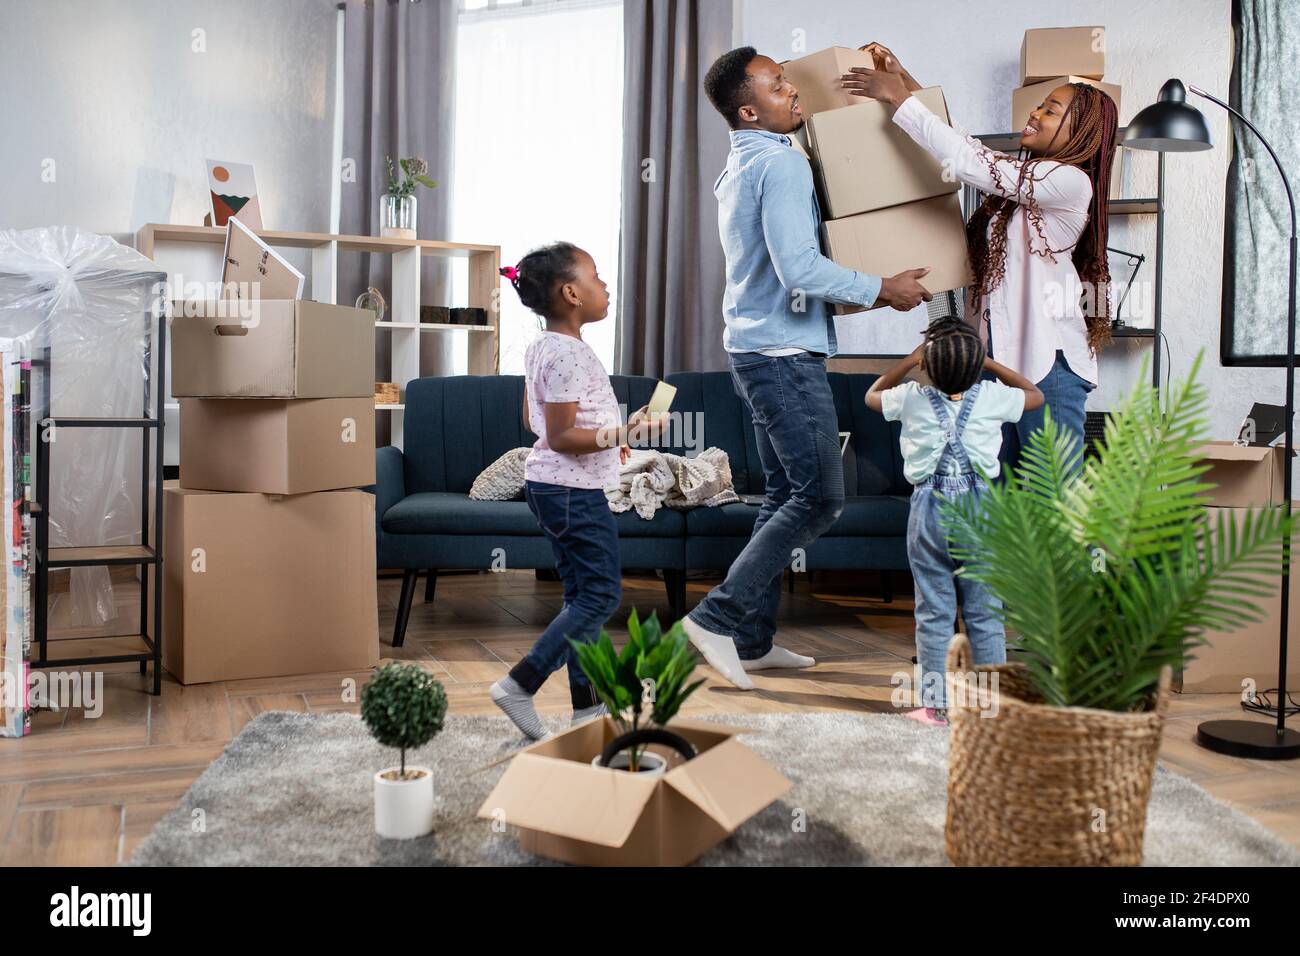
616, 0, 733, 376
1221, 0, 1300, 364
341, 0, 457, 442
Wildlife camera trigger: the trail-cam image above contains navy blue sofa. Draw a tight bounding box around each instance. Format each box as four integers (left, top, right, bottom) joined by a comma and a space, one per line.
373, 371, 912, 646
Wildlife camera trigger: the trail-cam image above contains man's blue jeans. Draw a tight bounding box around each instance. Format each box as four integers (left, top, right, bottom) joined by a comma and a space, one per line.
511, 481, 621, 708
687, 352, 845, 659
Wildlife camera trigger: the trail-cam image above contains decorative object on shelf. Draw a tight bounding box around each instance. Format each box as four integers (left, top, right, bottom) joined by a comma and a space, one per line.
572, 610, 705, 774
450, 306, 489, 327
1124, 76, 1299, 759
204, 159, 263, 229
374, 382, 400, 406
940, 354, 1291, 864
360, 661, 448, 839
419, 305, 450, 325
380, 156, 438, 239
355, 286, 387, 322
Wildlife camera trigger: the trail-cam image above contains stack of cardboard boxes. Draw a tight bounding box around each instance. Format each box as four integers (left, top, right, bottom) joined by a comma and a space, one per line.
1181, 443, 1300, 693
782, 46, 972, 315
161, 297, 380, 684
1013, 26, 1124, 199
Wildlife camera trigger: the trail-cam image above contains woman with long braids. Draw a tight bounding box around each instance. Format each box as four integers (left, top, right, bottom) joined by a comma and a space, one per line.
841, 43, 1118, 469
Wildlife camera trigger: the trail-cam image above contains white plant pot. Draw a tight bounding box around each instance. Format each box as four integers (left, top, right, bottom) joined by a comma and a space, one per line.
591, 750, 668, 777
373, 766, 434, 839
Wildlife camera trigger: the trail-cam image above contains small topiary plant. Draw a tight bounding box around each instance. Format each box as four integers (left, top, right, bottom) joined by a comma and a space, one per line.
360, 662, 448, 780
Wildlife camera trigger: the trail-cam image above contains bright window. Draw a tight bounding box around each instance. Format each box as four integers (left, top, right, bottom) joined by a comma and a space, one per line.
451, 0, 624, 373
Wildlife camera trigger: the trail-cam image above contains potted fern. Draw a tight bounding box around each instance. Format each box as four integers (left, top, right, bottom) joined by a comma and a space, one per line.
360, 661, 448, 839
939, 354, 1290, 866
571, 610, 705, 775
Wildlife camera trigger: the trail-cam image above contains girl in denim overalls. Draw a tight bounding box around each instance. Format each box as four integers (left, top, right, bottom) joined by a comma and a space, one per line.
866, 318, 1043, 726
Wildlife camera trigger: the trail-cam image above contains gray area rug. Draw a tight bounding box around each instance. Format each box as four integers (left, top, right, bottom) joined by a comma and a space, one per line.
129, 711, 1300, 866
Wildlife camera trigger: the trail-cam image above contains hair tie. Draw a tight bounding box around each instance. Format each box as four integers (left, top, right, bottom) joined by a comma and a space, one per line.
499, 266, 520, 283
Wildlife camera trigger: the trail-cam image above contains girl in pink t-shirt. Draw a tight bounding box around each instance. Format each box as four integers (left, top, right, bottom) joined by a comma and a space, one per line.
489, 242, 663, 741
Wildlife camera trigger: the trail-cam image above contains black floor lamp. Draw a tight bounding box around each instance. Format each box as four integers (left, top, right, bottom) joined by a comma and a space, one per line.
1123, 78, 1300, 760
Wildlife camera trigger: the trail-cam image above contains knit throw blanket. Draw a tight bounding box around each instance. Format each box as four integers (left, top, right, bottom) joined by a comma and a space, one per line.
606, 447, 740, 520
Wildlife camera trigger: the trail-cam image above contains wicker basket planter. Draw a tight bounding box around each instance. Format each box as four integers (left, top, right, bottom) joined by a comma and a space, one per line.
944, 634, 1172, 867
374, 382, 400, 406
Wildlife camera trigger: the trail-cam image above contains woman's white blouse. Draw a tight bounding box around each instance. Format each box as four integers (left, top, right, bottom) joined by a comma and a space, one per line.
891, 94, 1100, 387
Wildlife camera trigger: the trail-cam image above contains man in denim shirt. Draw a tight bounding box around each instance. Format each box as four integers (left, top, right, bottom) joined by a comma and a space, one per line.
682, 47, 932, 689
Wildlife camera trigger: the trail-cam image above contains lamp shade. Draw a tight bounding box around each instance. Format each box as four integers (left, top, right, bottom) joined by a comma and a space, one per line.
1122, 79, 1213, 152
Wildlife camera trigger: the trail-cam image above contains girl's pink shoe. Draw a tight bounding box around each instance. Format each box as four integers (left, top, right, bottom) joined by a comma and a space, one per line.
905, 707, 949, 727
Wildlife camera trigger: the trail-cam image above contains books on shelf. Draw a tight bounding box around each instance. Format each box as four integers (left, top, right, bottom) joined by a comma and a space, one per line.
1, 343, 32, 738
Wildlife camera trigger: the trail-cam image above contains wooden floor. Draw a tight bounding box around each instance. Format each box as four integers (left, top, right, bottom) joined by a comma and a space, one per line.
4, 568, 1299, 865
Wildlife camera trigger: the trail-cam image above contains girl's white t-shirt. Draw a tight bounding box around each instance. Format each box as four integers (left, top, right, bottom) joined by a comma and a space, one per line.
880, 381, 1026, 485
524, 331, 621, 490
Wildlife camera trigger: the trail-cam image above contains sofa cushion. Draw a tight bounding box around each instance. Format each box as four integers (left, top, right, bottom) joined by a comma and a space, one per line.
684, 495, 912, 537
383, 491, 687, 537
383, 493, 539, 535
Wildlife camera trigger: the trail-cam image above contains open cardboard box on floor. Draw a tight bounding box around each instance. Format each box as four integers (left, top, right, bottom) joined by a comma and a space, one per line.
806, 85, 959, 218
180, 396, 376, 495
159, 483, 379, 684
822, 193, 973, 315
1195, 441, 1290, 507
171, 299, 375, 398
1178, 505, 1300, 693
478, 715, 791, 866
780, 45, 876, 116
1020, 26, 1105, 84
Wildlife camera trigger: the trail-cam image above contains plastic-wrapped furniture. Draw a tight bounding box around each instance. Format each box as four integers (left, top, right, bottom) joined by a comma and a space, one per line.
0, 227, 167, 702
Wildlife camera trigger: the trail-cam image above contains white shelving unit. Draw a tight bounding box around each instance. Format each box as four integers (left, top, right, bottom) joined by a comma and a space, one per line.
135, 224, 501, 451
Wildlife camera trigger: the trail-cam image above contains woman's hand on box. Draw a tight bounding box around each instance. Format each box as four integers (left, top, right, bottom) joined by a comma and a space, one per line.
840, 66, 911, 109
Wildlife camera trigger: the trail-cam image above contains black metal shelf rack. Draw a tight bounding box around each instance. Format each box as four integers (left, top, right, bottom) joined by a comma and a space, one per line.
30, 275, 167, 695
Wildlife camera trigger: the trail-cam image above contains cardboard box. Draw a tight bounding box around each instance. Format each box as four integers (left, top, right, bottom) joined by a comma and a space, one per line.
822, 193, 973, 315
180, 397, 375, 494
1020, 26, 1105, 84
806, 86, 960, 218
1195, 441, 1289, 507
171, 299, 375, 398
161, 485, 378, 684
478, 715, 791, 866
780, 46, 875, 117
1011, 76, 1121, 135
1178, 506, 1300, 693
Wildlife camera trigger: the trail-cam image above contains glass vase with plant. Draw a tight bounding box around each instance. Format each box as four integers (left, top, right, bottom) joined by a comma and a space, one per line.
571, 610, 705, 773
380, 155, 438, 236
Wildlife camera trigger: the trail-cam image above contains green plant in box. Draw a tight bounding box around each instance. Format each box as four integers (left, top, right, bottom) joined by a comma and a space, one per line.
360, 662, 448, 779
940, 353, 1291, 712
571, 610, 704, 771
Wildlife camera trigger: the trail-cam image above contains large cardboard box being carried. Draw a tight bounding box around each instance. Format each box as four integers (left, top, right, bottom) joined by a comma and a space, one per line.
1020, 26, 1105, 84
822, 193, 973, 315
478, 716, 791, 866
1178, 505, 1300, 693
806, 86, 959, 218
161, 484, 379, 684
780, 46, 875, 116
1195, 441, 1289, 507
180, 397, 375, 494
171, 299, 374, 398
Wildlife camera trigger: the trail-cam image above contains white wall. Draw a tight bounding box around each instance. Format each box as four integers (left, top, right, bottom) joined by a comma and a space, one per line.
735, 0, 1279, 459
0, 0, 338, 253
